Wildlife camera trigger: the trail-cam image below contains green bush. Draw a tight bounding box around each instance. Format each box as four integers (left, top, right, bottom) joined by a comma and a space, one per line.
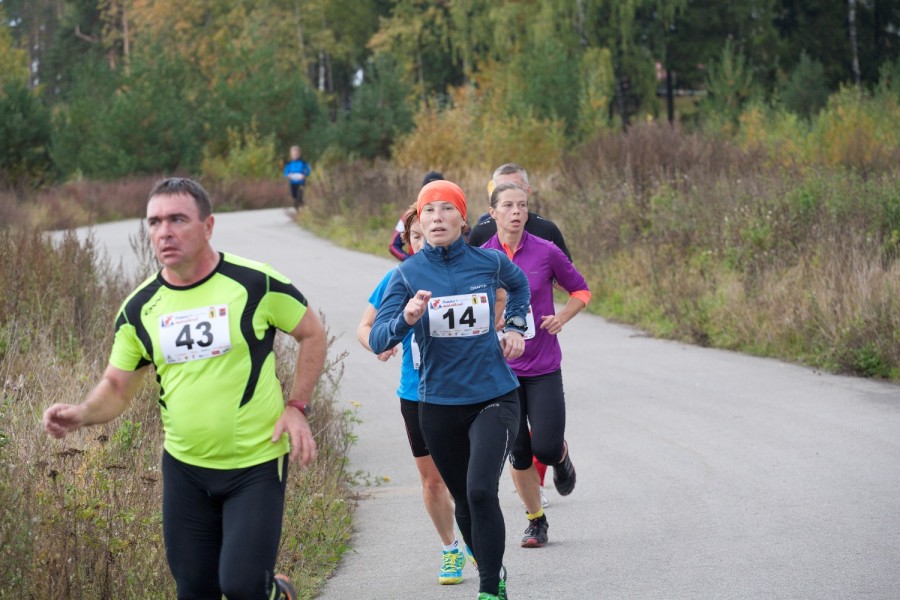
779, 52, 829, 120
334, 55, 415, 160
736, 101, 808, 168
207, 42, 326, 162
52, 51, 206, 179
877, 59, 900, 99
392, 93, 566, 176
509, 35, 582, 137
50, 58, 119, 178
701, 40, 758, 133
808, 85, 900, 173
0, 81, 53, 189
202, 123, 279, 182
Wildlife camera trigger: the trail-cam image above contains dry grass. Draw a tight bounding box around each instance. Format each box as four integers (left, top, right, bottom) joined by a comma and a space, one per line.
25, 125, 882, 383
363, 67, 899, 376
0, 176, 290, 232
551, 124, 900, 378
302, 122, 900, 380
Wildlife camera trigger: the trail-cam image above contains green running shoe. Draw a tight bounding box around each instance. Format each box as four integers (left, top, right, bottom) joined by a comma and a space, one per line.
499, 565, 509, 600
476, 566, 508, 600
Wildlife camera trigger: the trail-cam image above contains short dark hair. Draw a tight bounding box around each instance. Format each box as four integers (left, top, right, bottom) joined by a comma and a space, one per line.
148, 177, 212, 219
421, 171, 444, 187
489, 182, 528, 209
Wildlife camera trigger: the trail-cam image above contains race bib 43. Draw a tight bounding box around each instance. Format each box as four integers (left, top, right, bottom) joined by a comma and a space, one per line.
159, 305, 233, 364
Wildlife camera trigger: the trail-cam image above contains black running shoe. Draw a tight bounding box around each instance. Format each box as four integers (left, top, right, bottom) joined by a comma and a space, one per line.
553, 445, 576, 496
521, 514, 549, 548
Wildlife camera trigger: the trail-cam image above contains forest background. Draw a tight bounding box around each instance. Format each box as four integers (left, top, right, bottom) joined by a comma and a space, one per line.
2, 0, 899, 376
1, 1, 899, 597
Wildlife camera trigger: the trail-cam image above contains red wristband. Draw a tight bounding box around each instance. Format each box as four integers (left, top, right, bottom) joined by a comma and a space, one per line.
286, 400, 311, 417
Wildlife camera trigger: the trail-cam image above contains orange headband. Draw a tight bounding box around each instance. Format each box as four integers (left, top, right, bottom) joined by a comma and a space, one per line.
416, 180, 467, 221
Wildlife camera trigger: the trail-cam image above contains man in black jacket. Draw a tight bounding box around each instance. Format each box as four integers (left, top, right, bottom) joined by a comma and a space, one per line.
467, 163, 572, 261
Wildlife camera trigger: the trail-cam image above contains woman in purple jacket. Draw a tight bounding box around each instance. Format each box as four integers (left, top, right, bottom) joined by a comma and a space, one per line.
482, 182, 591, 550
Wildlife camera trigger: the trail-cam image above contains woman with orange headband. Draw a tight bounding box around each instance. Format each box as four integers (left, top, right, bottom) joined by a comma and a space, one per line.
358, 204, 471, 586
370, 180, 530, 600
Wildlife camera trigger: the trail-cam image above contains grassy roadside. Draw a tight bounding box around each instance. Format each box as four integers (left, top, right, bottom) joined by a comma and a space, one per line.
551, 128, 900, 379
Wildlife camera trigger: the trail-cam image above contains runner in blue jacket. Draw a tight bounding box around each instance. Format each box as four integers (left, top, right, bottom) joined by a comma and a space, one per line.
283, 145, 311, 210
369, 180, 529, 600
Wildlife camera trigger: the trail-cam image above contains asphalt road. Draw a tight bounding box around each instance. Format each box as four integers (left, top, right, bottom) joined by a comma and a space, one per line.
80, 208, 900, 600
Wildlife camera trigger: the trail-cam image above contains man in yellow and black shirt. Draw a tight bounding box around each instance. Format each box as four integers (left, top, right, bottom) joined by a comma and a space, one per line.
43, 177, 326, 600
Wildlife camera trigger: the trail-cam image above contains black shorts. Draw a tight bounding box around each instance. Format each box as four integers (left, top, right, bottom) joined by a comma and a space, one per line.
400, 398, 430, 457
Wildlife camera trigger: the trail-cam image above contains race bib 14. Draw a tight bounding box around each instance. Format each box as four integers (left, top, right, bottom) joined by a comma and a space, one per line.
427, 293, 492, 338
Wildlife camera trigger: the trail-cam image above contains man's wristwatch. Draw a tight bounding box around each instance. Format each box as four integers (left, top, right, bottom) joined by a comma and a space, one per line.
286, 400, 312, 417
503, 315, 528, 334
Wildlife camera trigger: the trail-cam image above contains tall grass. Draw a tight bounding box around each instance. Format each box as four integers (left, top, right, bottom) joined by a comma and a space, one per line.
0, 228, 356, 598
552, 124, 900, 378
302, 118, 900, 381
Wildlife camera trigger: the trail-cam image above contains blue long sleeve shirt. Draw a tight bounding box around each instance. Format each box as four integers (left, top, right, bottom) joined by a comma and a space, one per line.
283, 159, 311, 184
369, 236, 530, 405
368, 268, 419, 400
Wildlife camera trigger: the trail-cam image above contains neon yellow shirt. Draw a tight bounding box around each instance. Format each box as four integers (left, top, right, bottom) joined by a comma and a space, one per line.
109, 253, 308, 469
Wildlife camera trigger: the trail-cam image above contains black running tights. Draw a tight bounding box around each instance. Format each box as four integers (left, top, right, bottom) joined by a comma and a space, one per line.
419, 391, 520, 596
509, 369, 567, 470
162, 451, 288, 599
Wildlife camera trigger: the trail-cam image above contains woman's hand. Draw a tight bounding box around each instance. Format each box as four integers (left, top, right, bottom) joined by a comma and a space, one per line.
500, 330, 525, 359
404, 290, 432, 325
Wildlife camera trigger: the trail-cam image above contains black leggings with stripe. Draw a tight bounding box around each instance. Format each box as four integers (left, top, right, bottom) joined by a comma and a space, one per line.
161, 450, 288, 600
